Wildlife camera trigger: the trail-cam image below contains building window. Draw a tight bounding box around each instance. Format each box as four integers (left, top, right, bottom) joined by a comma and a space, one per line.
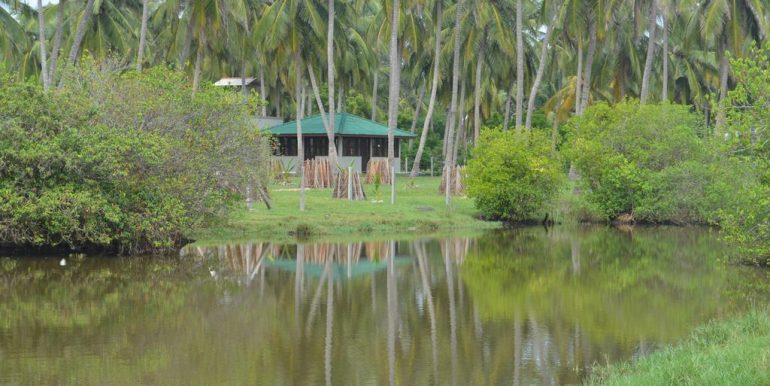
371, 138, 399, 157
304, 136, 329, 159
275, 137, 298, 156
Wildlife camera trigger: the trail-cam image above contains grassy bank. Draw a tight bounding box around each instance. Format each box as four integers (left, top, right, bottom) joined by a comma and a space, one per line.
193, 176, 499, 243
589, 310, 770, 385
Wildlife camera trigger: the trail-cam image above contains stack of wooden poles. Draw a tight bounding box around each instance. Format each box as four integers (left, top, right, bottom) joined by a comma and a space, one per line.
365, 159, 393, 184
332, 168, 366, 200
303, 159, 333, 188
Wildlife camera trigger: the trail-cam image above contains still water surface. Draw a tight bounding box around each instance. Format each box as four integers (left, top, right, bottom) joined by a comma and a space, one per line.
1, 226, 768, 385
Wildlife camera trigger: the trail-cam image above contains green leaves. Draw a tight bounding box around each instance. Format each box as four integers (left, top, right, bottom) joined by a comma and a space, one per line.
0, 63, 271, 254
465, 130, 563, 221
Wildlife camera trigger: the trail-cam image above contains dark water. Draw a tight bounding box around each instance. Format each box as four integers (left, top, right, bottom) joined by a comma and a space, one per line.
1, 226, 768, 385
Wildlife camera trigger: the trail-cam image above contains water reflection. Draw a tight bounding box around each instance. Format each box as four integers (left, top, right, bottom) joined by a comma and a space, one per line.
2, 227, 768, 385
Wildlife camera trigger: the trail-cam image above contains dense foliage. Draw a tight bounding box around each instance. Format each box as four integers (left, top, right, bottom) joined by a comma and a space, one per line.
719, 45, 770, 262
565, 101, 750, 224
0, 62, 270, 253
465, 130, 562, 221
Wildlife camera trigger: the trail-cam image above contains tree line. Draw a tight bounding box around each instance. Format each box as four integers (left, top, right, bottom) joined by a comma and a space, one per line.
2, 0, 767, 175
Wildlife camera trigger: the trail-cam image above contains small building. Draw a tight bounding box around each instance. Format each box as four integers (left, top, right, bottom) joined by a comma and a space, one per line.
269, 113, 416, 173
214, 77, 259, 88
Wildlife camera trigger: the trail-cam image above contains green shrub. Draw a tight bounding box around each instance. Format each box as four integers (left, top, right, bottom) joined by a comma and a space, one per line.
465, 130, 563, 221
566, 101, 744, 224
0, 60, 271, 253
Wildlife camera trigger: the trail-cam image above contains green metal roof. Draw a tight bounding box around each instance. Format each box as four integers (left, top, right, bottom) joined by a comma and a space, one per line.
267, 112, 416, 138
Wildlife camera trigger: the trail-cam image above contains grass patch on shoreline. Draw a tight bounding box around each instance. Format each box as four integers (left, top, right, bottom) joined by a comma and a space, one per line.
192, 176, 499, 243
588, 310, 770, 385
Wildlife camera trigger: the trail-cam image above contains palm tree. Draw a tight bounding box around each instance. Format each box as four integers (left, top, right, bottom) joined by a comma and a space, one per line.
386, 0, 401, 169
515, 0, 524, 130
640, 0, 659, 103
67, 0, 96, 65
526, 1, 561, 130
445, 0, 465, 205
410, 0, 443, 178
48, 0, 65, 82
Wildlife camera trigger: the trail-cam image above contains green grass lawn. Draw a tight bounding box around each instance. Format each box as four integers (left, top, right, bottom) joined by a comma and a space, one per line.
589, 310, 770, 386
192, 176, 499, 243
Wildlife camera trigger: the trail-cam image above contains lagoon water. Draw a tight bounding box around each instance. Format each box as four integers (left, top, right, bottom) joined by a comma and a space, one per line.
1, 226, 767, 385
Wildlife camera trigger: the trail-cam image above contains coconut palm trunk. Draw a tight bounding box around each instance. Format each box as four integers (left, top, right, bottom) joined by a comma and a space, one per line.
136, 0, 150, 71
525, 9, 558, 130
575, 38, 583, 114
579, 15, 597, 113
409, 0, 443, 178
371, 71, 379, 120
259, 63, 267, 115
639, 0, 658, 104
503, 84, 513, 130
473, 36, 486, 143
445, 0, 464, 206
36, 0, 48, 90
514, 0, 524, 131
295, 49, 306, 211
387, 0, 401, 168
48, 0, 65, 82
662, 12, 669, 101
327, 0, 338, 168
192, 33, 204, 96
179, 0, 194, 67
67, 0, 97, 65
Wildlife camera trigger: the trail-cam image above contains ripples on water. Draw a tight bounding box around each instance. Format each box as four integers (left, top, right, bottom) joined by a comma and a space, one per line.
0, 226, 767, 385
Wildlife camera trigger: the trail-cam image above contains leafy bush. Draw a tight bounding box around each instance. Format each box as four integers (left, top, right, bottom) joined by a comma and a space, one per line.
465, 130, 563, 221
719, 45, 770, 262
565, 101, 746, 224
0, 60, 271, 253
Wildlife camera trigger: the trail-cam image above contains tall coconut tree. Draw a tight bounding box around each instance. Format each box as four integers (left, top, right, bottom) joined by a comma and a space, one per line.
526, 0, 561, 130
410, 0, 443, 177
386, 0, 401, 169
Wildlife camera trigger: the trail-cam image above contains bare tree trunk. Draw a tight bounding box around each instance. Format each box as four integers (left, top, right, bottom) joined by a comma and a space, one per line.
662, 13, 669, 101
445, 0, 464, 206
37, 0, 49, 91
307, 63, 337, 157
473, 39, 486, 143
410, 0, 442, 178
715, 39, 729, 134
503, 84, 513, 131
136, 0, 150, 71
453, 79, 466, 164
191, 33, 204, 96
525, 9, 558, 130
241, 55, 248, 97
410, 79, 426, 134
371, 71, 379, 120
639, 0, 658, 104
408, 79, 425, 151
295, 49, 306, 211
575, 39, 583, 115
67, 0, 96, 65
179, 0, 194, 67
387, 0, 401, 168
580, 16, 597, 113
327, 0, 338, 168
514, 0, 524, 131
259, 63, 267, 115
48, 0, 65, 83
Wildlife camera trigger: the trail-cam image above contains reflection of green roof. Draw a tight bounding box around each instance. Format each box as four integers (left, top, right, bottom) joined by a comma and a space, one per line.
268, 113, 416, 138
265, 257, 412, 280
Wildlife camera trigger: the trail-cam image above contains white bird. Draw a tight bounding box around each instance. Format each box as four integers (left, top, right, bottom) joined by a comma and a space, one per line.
209, 268, 217, 279
59, 258, 66, 267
